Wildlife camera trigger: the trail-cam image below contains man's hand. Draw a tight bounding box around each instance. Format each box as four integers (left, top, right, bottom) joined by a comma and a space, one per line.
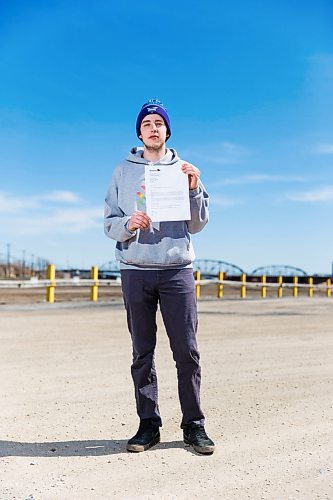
128, 211, 151, 231
181, 163, 200, 190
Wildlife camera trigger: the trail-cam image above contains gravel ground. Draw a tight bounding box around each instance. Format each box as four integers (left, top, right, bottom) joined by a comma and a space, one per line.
0, 297, 332, 499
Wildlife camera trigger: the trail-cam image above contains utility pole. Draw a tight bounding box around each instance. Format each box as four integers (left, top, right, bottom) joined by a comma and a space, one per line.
31, 253, 34, 276
6, 243, 11, 278
22, 249, 26, 278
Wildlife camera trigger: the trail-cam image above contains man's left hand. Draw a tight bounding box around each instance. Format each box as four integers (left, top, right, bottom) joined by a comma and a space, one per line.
181, 163, 200, 190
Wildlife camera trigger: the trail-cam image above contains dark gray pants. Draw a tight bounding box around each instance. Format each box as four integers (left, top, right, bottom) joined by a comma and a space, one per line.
121, 268, 205, 428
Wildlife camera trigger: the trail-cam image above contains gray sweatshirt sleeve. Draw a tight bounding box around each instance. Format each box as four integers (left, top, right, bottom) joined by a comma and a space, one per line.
186, 181, 209, 234
104, 166, 137, 242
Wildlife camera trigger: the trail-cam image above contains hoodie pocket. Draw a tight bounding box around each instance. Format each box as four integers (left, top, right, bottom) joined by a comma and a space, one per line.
116, 221, 194, 266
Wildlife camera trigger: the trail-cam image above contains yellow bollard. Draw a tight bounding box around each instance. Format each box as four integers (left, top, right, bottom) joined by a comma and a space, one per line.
308, 276, 313, 297
240, 273, 246, 299
261, 275, 267, 298
293, 276, 298, 297
277, 276, 283, 298
327, 278, 332, 298
217, 271, 224, 298
46, 264, 56, 303
195, 270, 201, 299
90, 266, 99, 302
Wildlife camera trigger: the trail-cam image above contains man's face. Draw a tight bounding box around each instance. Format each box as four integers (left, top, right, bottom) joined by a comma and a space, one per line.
139, 114, 168, 150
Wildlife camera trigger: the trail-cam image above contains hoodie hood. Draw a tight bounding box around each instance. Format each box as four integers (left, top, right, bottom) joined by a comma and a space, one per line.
126, 147, 179, 165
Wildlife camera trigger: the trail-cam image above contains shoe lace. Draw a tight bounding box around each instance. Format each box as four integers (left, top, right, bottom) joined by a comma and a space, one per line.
194, 427, 208, 439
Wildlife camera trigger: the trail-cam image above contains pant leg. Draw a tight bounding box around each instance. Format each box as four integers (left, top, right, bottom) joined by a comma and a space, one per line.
121, 270, 162, 426
158, 268, 205, 428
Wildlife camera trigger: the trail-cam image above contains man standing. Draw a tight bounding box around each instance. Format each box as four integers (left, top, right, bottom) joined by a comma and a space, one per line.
104, 99, 214, 455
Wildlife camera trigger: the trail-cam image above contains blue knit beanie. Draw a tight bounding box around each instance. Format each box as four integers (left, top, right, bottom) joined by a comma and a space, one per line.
136, 99, 171, 141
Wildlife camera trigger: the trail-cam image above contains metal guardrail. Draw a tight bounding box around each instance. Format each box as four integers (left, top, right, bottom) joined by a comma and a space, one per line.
0, 279, 120, 288
194, 272, 331, 299
0, 266, 332, 302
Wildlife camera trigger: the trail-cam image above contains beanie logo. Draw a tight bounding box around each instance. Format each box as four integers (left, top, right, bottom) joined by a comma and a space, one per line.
147, 106, 158, 113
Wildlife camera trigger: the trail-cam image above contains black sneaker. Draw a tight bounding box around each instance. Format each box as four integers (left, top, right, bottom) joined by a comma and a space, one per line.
126, 420, 160, 452
183, 424, 215, 455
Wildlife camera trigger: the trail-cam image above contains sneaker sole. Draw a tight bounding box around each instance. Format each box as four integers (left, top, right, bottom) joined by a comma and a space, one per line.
184, 437, 215, 455
126, 434, 160, 453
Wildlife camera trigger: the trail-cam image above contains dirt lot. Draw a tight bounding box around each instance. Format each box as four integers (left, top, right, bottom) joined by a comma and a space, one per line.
0, 297, 332, 499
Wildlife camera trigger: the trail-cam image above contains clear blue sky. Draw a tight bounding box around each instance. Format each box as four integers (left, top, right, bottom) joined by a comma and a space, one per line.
1, 0, 332, 274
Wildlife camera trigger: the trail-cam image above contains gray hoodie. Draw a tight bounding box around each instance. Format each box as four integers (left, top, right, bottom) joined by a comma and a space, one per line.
104, 147, 209, 269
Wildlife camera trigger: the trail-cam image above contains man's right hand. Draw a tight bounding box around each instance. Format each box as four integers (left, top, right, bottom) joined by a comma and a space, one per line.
128, 211, 151, 231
